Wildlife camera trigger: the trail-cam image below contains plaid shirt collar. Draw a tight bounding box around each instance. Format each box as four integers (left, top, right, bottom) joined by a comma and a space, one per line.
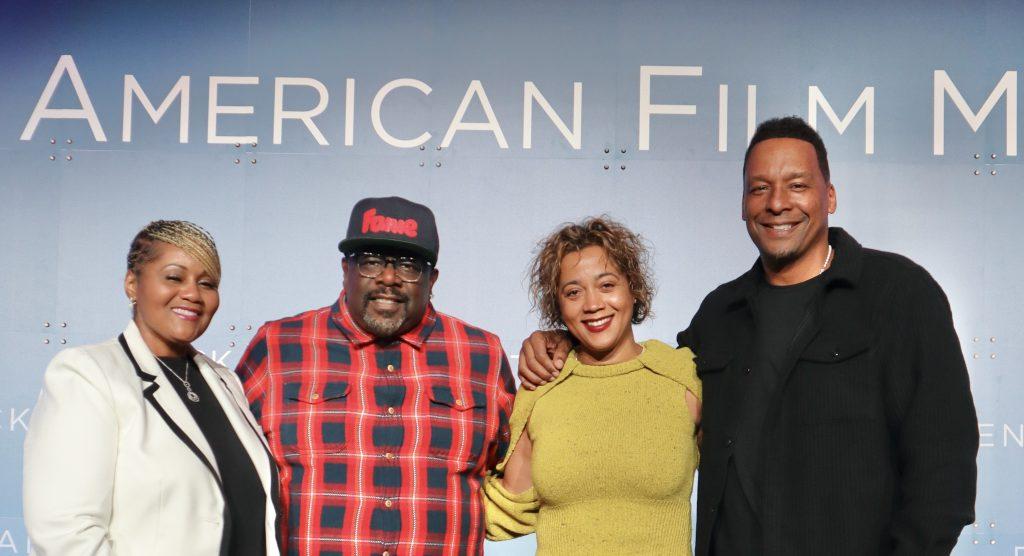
330, 290, 438, 349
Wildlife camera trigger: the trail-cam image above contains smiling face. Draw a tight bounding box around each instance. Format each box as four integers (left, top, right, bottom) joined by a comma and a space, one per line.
743, 137, 837, 284
342, 247, 438, 340
557, 245, 639, 365
124, 241, 220, 357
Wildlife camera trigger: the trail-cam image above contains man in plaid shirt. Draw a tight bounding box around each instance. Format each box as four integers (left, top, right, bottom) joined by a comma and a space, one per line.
236, 197, 516, 556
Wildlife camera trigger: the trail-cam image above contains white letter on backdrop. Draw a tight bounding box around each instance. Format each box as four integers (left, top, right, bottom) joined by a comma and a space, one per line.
978, 423, 994, 448
122, 75, 190, 143
371, 78, 432, 148
1005, 424, 1024, 448
934, 70, 1017, 156
523, 81, 582, 149
21, 54, 107, 142
344, 78, 355, 146
747, 85, 757, 143
441, 80, 509, 149
718, 84, 728, 152
808, 86, 875, 154
208, 76, 259, 145
273, 77, 329, 145
638, 65, 701, 151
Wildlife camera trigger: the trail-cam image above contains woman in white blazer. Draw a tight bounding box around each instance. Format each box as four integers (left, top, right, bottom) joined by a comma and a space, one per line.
23, 220, 281, 556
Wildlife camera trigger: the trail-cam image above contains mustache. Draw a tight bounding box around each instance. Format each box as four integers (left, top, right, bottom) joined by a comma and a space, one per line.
362, 288, 409, 304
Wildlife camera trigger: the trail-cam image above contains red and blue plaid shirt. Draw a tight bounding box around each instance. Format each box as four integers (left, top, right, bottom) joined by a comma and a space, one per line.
236, 293, 515, 556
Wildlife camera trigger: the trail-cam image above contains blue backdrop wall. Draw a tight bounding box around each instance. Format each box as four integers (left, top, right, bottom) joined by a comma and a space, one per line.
1, 1, 1022, 553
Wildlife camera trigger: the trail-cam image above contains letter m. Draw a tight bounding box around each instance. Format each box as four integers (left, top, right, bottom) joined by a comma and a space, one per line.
808, 86, 875, 154
123, 75, 190, 143
934, 70, 1017, 156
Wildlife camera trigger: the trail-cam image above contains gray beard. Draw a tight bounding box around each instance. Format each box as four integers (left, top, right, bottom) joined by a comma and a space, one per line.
360, 304, 407, 338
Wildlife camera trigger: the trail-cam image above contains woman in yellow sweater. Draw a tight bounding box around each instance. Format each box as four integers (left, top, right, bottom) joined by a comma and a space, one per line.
484, 216, 702, 554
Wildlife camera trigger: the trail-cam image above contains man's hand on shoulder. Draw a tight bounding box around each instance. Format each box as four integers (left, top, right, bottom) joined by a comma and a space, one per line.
517, 330, 571, 390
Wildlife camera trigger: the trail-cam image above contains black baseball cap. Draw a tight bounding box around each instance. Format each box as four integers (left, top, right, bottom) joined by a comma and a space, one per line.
338, 196, 439, 264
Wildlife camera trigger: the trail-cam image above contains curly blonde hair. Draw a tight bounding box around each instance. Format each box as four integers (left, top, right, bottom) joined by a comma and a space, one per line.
529, 216, 654, 329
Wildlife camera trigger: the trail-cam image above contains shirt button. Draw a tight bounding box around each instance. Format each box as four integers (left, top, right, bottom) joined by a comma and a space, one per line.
832, 351, 841, 358
383, 552, 391, 556
744, 367, 751, 375
385, 452, 396, 461
384, 498, 394, 508
725, 438, 734, 447
311, 393, 320, 400
386, 364, 395, 372
387, 406, 396, 415
455, 399, 464, 407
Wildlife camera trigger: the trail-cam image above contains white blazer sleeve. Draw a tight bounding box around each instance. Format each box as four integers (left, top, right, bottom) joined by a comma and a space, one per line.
23, 348, 117, 556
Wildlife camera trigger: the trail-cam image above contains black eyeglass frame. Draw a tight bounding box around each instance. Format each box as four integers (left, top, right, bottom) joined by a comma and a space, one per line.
345, 251, 433, 283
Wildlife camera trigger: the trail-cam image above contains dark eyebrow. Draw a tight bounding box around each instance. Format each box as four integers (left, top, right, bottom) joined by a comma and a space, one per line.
747, 171, 810, 183
160, 263, 213, 282
562, 272, 619, 288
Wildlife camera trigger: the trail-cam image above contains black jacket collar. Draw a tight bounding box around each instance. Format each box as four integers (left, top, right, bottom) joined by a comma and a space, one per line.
726, 227, 863, 307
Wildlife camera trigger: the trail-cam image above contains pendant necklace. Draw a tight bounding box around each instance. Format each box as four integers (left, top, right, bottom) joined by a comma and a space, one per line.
156, 356, 201, 403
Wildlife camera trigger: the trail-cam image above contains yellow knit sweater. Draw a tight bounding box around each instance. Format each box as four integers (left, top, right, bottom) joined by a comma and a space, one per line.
483, 340, 701, 555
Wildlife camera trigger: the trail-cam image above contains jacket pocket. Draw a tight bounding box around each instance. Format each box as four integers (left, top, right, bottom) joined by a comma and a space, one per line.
798, 334, 871, 364
796, 334, 879, 424
279, 380, 352, 454
694, 351, 731, 378
426, 383, 488, 466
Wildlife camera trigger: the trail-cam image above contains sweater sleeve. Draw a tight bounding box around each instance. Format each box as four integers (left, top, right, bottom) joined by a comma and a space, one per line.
642, 341, 702, 401
674, 346, 702, 401
482, 476, 540, 539
482, 381, 549, 540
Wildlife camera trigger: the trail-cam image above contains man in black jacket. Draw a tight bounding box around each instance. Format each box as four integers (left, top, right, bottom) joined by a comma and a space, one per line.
517, 117, 978, 555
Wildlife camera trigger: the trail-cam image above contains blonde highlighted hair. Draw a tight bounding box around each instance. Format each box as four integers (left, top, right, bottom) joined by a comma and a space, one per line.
127, 220, 221, 283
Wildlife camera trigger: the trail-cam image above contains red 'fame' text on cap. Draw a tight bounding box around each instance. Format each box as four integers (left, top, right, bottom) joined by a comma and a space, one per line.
361, 208, 419, 238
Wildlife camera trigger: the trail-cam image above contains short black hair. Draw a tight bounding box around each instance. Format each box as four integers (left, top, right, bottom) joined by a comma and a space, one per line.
743, 116, 830, 183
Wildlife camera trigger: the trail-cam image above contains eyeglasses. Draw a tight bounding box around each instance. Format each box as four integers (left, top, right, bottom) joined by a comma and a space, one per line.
348, 252, 430, 283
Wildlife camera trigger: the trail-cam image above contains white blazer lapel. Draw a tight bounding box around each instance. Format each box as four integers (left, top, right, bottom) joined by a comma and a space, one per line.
194, 355, 273, 485
194, 353, 284, 552
121, 322, 220, 482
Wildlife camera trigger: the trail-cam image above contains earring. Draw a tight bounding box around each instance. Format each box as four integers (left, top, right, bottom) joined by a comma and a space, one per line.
129, 298, 136, 306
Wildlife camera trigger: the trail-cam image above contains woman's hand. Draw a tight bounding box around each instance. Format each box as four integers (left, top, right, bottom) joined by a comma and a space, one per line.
517, 330, 572, 390
501, 429, 534, 494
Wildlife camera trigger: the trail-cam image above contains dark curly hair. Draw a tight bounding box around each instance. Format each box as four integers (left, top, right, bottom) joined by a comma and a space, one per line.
529, 216, 655, 330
